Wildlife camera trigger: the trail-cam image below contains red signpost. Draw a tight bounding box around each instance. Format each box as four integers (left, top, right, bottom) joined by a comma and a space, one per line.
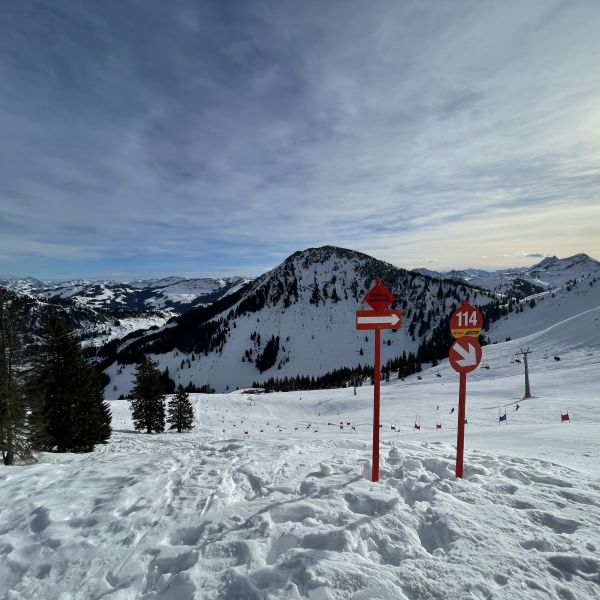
356, 278, 401, 482
449, 302, 483, 478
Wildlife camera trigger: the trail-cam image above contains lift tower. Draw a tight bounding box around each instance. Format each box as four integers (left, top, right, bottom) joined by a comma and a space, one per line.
515, 348, 532, 399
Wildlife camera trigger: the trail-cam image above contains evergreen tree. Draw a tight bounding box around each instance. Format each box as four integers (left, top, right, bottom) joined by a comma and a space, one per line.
167, 385, 194, 432
34, 314, 111, 453
130, 355, 165, 433
159, 367, 175, 394
0, 293, 33, 465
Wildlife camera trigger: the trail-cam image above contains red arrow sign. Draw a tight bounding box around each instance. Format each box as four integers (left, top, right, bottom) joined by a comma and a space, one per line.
449, 336, 482, 374
356, 309, 402, 330
450, 301, 483, 339
364, 278, 394, 313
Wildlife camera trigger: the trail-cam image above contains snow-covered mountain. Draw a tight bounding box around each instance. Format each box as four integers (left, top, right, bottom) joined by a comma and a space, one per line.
0, 275, 251, 350
417, 253, 600, 298
0, 275, 250, 314
102, 246, 498, 395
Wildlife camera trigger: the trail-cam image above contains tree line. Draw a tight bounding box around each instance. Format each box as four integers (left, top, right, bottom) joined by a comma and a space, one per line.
0, 291, 111, 465
0, 290, 196, 466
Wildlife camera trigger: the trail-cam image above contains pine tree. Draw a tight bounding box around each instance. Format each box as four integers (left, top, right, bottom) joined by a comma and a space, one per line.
0, 293, 34, 465
34, 314, 112, 453
167, 385, 194, 432
130, 355, 165, 433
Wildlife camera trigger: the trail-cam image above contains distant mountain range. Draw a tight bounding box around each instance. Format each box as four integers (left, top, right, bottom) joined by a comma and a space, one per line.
0, 275, 250, 313
2, 249, 598, 395
414, 253, 600, 298
0, 275, 250, 349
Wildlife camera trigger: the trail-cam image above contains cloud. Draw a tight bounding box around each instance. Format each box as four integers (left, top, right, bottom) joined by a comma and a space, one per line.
1, 1, 599, 278
500, 252, 554, 259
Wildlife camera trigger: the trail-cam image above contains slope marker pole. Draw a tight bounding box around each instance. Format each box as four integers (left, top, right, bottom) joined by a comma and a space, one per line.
372, 328, 381, 482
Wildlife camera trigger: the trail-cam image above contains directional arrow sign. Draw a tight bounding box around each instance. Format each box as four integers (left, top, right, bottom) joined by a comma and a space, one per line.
356, 309, 402, 330
449, 336, 482, 374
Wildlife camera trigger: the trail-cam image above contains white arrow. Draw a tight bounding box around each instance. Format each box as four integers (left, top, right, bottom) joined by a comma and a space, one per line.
454, 342, 478, 367
357, 313, 401, 326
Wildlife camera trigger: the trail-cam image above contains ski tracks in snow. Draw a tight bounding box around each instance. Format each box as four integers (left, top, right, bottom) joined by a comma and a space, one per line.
1, 431, 600, 599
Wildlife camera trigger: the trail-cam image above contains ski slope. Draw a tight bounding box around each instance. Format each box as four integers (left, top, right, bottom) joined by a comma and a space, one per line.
1, 310, 599, 599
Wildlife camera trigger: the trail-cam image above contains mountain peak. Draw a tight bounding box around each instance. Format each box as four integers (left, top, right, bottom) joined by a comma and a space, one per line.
530, 255, 559, 269
530, 253, 598, 272
284, 246, 393, 271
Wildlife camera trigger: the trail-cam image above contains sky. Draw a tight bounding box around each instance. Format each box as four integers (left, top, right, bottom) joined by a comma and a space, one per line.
1, 0, 600, 280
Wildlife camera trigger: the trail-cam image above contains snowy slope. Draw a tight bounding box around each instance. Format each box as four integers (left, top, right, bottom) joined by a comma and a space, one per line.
1, 308, 599, 599
104, 246, 497, 395
487, 276, 600, 343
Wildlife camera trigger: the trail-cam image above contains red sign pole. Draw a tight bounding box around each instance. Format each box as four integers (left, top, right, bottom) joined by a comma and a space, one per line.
356, 278, 401, 483
449, 302, 483, 480
372, 328, 381, 482
455, 372, 467, 478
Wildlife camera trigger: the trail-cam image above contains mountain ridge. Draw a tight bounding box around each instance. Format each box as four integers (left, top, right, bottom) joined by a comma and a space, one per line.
101, 245, 500, 394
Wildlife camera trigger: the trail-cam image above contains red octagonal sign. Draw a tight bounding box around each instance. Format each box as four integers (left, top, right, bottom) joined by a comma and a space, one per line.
364, 278, 394, 313
449, 336, 482, 374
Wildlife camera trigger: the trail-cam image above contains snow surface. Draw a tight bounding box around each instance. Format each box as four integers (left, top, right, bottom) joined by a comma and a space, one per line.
1, 307, 599, 599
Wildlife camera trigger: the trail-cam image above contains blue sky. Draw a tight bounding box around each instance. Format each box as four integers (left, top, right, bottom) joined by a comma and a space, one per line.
1, 1, 599, 279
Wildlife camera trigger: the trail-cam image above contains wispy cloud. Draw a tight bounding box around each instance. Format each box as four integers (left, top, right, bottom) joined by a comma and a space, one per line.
1, 1, 599, 278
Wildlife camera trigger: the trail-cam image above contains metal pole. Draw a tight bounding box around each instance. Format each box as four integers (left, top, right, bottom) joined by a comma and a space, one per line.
372, 328, 381, 482
523, 351, 531, 398
456, 372, 467, 478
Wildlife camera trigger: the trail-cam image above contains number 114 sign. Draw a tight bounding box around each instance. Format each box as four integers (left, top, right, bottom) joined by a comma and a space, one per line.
450, 300, 483, 338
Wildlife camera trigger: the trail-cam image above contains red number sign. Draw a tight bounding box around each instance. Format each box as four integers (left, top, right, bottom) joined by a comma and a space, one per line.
450, 301, 483, 339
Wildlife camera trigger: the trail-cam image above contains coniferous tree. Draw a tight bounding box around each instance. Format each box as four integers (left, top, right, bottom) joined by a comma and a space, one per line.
130, 355, 165, 433
0, 294, 34, 465
34, 314, 112, 453
167, 385, 194, 432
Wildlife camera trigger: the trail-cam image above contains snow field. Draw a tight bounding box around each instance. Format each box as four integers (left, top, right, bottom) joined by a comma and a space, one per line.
1, 308, 599, 599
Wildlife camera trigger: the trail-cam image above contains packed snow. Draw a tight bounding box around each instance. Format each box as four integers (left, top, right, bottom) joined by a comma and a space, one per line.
1, 306, 599, 599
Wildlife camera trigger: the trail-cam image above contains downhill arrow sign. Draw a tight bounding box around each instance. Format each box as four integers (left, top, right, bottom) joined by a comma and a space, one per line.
454, 341, 479, 366
449, 336, 482, 374
356, 309, 402, 330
